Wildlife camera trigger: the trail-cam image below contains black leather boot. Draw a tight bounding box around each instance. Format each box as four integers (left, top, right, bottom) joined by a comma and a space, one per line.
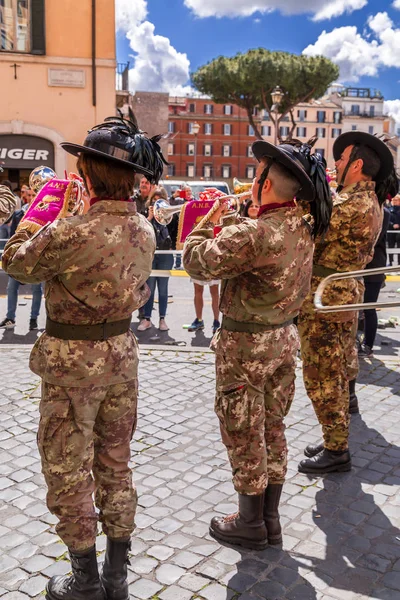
304, 442, 324, 458
264, 484, 283, 545
298, 448, 351, 475
349, 379, 359, 414
210, 493, 268, 550
101, 538, 131, 600
46, 547, 105, 600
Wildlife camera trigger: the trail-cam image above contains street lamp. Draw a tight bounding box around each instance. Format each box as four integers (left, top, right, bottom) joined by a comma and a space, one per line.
190, 121, 201, 177
271, 86, 284, 145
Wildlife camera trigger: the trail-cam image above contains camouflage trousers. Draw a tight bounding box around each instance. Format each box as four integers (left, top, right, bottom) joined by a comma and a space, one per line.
212, 325, 299, 495
297, 315, 358, 451
38, 380, 138, 552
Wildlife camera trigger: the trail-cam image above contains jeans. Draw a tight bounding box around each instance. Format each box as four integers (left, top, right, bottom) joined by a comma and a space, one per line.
0, 224, 9, 250
6, 277, 43, 321
143, 254, 174, 319
362, 280, 383, 349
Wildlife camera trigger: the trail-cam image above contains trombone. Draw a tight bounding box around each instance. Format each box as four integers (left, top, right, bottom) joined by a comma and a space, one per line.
314, 266, 400, 313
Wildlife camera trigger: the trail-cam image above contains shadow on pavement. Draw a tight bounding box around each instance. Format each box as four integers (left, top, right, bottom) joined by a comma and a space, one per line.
0, 328, 42, 344
223, 417, 399, 599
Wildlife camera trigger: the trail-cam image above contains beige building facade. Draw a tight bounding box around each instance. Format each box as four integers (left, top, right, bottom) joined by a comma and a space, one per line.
0, 0, 116, 188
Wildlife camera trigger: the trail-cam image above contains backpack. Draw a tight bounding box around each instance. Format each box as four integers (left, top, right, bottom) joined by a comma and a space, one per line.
153, 221, 172, 251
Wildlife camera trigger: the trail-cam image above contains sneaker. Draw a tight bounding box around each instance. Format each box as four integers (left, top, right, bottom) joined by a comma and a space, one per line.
188, 318, 204, 332
212, 319, 220, 334
0, 318, 15, 329
159, 318, 169, 331
29, 318, 38, 331
358, 343, 373, 357
137, 319, 152, 332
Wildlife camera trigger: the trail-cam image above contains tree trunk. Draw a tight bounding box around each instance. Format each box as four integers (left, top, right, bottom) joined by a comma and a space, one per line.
246, 107, 263, 140
288, 110, 296, 140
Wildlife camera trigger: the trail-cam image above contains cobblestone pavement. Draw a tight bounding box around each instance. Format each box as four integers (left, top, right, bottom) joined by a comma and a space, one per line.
0, 347, 399, 600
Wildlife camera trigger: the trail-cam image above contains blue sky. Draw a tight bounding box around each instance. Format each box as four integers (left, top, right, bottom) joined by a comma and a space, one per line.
115, 0, 400, 119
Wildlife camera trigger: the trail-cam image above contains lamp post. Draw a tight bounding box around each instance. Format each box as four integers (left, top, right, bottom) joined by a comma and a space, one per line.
270, 86, 284, 145
191, 121, 201, 177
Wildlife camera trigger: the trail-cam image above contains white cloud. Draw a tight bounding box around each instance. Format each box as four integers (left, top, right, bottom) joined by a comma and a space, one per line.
303, 12, 400, 82
115, 0, 191, 94
183, 0, 367, 21
385, 100, 400, 126
393, 0, 400, 9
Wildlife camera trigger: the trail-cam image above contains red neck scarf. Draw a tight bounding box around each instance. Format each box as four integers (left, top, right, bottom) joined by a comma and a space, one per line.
258, 200, 296, 218
90, 197, 132, 207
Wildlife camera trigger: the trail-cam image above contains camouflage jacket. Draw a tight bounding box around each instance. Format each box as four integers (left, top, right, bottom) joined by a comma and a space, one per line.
2, 201, 156, 386
183, 206, 313, 326
300, 180, 382, 322
0, 185, 16, 224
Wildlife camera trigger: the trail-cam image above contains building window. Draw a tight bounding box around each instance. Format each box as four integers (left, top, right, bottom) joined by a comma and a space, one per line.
222, 165, 231, 178
188, 122, 200, 134
297, 127, 307, 138
261, 125, 271, 137
351, 125, 357, 131
187, 143, 195, 156
332, 128, 342, 138
317, 111, 326, 123
246, 166, 256, 179
262, 109, 270, 120
189, 103, 196, 113
167, 164, 175, 177
168, 122, 175, 134
204, 104, 214, 114
369, 126, 374, 134
247, 145, 254, 158
222, 145, 232, 157
187, 164, 195, 178
248, 125, 255, 136
168, 143, 174, 156
316, 148, 325, 159
298, 110, 307, 122
204, 123, 213, 135
204, 144, 212, 156
316, 127, 326, 138
224, 105, 233, 115
333, 111, 342, 124
279, 126, 290, 138
1, 0, 30, 52
224, 124, 232, 136
203, 164, 213, 178
351, 105, 360, 115
252, 107, 258, 116
370, 105, 375, 117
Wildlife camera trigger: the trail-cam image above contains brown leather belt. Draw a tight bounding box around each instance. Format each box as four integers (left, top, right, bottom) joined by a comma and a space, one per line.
221, 316, 293, 334
46, 317, 132, 341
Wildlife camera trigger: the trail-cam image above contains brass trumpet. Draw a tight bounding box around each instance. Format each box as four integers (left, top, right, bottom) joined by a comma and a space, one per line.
153, 199, 183, 226
192, 191, 252, 232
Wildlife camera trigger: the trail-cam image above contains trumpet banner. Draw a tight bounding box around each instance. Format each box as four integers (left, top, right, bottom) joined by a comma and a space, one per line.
17, 179, 77, 234
176, 198, 215, 249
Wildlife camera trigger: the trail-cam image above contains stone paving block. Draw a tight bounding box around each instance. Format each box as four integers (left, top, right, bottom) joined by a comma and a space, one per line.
23, 554, 54, 574
19, 575, 48, 597
155, 563, 186, 585
129, 578, 163, 599
0, 567, 27, 590
179, 573, 210, 592
199, 583, 235, 600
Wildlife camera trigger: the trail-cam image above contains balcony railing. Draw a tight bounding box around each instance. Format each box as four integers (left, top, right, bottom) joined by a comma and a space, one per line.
343, 110, 385, 119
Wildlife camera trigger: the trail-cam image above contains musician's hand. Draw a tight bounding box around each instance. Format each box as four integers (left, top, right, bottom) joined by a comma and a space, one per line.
394, 224, 399, 229
208, 199, 230, 225
148, 206, 154, 221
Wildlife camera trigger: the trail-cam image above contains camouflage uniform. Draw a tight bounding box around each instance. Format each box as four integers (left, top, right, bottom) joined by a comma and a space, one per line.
2, 201, 155, 551
298, 181, 382, 451
183, 207, 313, 494
0, 185, 17, 224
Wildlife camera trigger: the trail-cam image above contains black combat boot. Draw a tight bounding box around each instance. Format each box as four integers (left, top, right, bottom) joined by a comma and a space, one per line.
101, 538, 131, 600
264, 484, 283, 545
304, 442, 324, 458
210, 493, 268, 550
46, 547, 105, 600
349, 379, 359, 414
298, 448, 351, 475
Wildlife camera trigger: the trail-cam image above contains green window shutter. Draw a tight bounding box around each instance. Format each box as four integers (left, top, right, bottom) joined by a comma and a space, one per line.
31, 0, 46, 55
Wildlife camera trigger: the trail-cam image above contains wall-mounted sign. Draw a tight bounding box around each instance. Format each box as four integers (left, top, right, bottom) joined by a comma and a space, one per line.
0, 135, 55, 169
48, 68, 86, 88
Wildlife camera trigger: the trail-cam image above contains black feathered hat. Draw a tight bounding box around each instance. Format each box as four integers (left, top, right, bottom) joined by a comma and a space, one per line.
333, 131, 394, 182
252, 139, 315, 201
61, 110, 168, 184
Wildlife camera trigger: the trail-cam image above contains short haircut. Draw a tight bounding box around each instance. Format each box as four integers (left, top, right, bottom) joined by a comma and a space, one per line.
77, 154, 136, 199
355, 145, 381, 180
267, 162, 301, 200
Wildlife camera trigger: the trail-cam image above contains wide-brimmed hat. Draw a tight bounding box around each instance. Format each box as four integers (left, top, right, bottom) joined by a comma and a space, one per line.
61, 113, 168, 184
333, 132, 394, 182
252, 140, 315, 201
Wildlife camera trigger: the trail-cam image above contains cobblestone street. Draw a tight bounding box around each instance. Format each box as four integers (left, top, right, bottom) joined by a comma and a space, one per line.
0, 347, 399, 600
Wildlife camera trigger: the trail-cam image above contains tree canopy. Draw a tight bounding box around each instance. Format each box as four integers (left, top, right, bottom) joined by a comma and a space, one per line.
192, 49, 340, 140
